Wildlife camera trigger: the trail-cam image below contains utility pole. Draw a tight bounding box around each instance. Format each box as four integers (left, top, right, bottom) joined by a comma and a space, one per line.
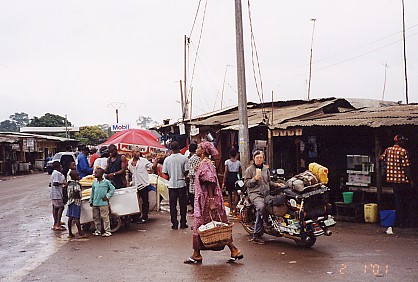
382, 63, 389, 101
307, 18, 316, 100
108, 102, 126, 123
184, 35, 190, 120
401, 0, 409, 104
235, 0, 250, 168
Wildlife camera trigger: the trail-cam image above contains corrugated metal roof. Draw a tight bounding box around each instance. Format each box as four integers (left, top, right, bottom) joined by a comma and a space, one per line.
273, 104, 418, 129
190, 98, 353, 128
0, 132, 77, 142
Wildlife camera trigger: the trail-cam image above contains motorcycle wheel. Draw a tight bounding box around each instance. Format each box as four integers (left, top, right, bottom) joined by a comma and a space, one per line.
294, 235, 316, 248
239, 206, 256, 235
109, 214, 122, 233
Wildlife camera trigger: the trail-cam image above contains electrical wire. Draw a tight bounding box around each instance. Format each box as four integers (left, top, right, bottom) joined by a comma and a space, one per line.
314, 32, 418, 72
189, 0, 202, 38
278, 23, 418, 74
188, 0, 208, 100
247, 0, 267, 120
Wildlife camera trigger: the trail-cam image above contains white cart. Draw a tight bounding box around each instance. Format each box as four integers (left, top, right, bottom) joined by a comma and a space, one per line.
80, 186, 141, 233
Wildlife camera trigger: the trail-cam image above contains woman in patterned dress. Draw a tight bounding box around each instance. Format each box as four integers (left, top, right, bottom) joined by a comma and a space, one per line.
184, 141, 243, 264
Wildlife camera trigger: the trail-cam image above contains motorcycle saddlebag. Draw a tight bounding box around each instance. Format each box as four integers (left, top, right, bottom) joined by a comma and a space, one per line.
265, 193, 286, 206
286, 170, 320, 192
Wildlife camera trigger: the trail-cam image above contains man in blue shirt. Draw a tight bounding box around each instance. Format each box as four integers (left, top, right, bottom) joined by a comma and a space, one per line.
77, 147, 93, 179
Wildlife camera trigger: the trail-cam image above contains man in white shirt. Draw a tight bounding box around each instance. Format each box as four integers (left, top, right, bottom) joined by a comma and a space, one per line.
162, 141, 189, 229
128, 147, 153, 223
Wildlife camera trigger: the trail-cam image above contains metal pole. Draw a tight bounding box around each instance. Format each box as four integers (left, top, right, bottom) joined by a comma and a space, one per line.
116, 109, 119, 123
307, 18, 316, 100
235, 0, 250, 168
401, 0, 409, 104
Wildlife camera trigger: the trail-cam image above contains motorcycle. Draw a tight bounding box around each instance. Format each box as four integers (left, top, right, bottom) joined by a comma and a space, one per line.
238, 180, 336, 248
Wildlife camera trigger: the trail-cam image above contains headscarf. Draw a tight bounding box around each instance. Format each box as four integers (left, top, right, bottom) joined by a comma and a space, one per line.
200, 141, 219, 157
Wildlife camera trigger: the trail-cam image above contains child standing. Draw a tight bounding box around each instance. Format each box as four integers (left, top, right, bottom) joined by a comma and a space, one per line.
50, 161, 67, 231
67, 170, 87, 238
67, 162, 77, 182
89, 167, 115, 237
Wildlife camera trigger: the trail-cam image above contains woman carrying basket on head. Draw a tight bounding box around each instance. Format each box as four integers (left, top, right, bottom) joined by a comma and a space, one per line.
184, 141, 243, 264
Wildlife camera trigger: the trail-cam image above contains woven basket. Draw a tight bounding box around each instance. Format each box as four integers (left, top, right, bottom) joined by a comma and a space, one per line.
199, 222, 233, 248
198, 210, 233, 248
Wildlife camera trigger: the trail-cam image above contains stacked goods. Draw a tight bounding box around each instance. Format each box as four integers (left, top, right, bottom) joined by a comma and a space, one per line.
308, 163, 328, 184
286, 170, 320, 192
80, 175, 95, 187
81, 188, 92, 198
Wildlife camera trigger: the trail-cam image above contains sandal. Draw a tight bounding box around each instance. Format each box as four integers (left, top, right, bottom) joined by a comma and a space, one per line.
67, 234, 75, 238
183, 257, 203, 264
227, 253, 244, 263
77, 234, 89, 239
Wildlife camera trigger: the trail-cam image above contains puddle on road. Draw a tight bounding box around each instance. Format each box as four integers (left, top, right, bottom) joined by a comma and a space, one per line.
1, 224, 71, 281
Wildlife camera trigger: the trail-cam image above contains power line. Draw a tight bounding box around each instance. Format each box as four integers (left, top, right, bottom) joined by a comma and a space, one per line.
276, 23, 418, 74
314, 32, 418, 72
187, 0, 208, 100
247, 0, 267, 119
189, 0, 202, 38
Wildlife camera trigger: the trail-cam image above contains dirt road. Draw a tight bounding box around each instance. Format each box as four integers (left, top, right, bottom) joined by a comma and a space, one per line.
1, 173, 417, 282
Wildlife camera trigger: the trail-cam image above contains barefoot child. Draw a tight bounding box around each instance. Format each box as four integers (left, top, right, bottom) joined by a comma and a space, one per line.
50, 161, 67, 231
67, 170, 87, 238
89, 167, 115, 237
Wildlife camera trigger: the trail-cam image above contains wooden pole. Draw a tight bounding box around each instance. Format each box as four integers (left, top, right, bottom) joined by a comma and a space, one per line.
375, 131, 382, 209
401, 0, 409, 104
307, 19, 316, 100
235, 0, 250, 168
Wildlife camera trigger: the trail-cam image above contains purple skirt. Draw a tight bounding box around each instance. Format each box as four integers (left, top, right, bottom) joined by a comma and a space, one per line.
66, 203, 81, 219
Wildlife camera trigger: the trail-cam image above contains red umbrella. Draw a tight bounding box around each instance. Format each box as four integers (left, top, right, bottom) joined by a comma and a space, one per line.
100, 129, 166, 154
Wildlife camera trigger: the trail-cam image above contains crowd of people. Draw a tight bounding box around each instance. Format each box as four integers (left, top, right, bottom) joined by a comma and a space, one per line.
49, 140, 249, 263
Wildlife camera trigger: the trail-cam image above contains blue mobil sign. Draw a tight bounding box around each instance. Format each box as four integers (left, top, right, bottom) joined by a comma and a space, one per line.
111, 123, 130, 132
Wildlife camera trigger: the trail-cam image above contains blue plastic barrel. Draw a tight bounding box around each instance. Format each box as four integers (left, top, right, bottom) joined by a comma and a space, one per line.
380, 210, 396, 227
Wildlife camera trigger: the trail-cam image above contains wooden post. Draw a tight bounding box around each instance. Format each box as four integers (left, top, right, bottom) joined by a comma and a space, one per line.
268, 128, 273, 168
375, 131, 382, 209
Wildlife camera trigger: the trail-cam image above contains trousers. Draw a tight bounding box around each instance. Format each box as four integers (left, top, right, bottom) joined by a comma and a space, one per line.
392, 183, 416, 227
169, 187, 188, 227
93, 206, 110, 232
250, 194, 266, 238
138, 186, 150, 220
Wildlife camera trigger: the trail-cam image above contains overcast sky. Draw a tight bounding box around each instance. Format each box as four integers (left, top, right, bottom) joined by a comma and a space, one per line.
0, 0, 417, 127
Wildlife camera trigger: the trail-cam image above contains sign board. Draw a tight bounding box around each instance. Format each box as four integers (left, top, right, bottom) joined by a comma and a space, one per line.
111, 123, 130, 132
179, 123, 186, 135
190, 125, 199, 136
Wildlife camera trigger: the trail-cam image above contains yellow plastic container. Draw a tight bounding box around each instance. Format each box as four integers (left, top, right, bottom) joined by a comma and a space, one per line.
308, 163, 329, 184
364, 203, 378, 223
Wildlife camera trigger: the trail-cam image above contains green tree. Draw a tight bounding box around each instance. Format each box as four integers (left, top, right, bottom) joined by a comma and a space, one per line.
9, 112, 29, 129
28, 113, 72, 127
74, 126, 108, 145
0, 120, 18, 132
136, 116, 158, 129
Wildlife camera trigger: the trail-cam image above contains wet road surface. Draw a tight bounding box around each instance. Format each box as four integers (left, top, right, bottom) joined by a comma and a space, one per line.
1, 173, 417, 281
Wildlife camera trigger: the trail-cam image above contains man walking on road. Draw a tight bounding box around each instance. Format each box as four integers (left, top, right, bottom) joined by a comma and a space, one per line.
381, 135, 416, 228
128, 147, 153, 223
162, 141, 189, 229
